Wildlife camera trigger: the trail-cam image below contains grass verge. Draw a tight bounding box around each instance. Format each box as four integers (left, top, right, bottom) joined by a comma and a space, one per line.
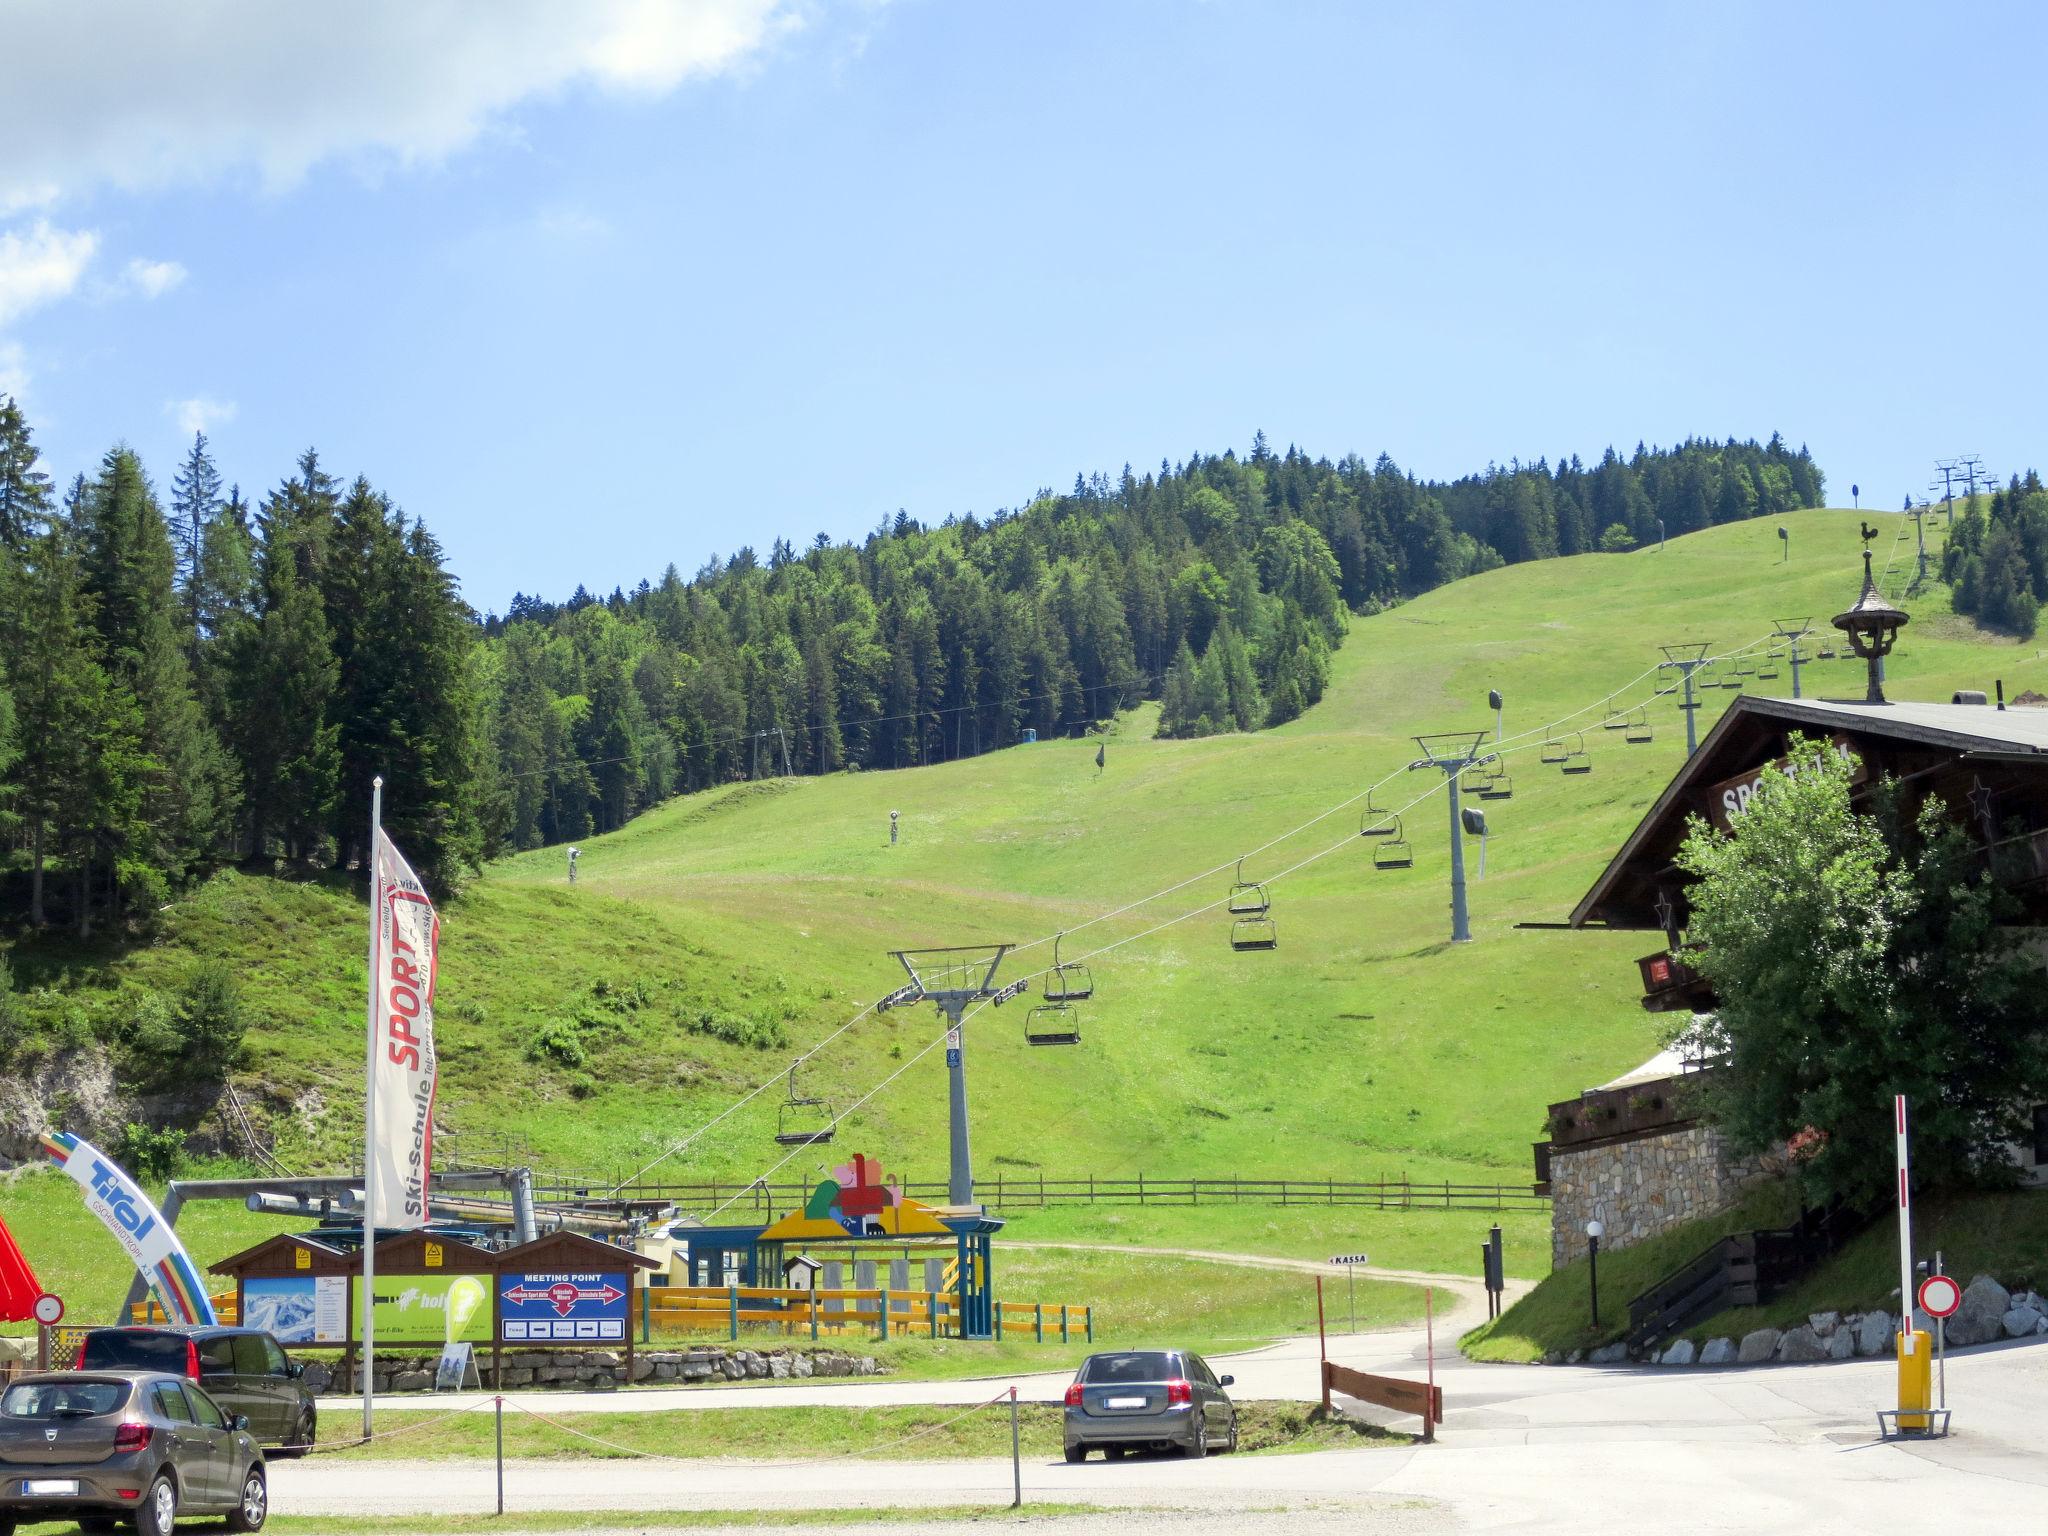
324, 1401, 1400, 1461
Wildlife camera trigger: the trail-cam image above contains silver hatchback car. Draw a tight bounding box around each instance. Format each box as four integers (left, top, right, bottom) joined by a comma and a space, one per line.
1062, 1349, 1237, 1461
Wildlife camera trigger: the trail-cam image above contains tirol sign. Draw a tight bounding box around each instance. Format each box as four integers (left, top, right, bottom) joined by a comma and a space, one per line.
1705, 735, 1867, 831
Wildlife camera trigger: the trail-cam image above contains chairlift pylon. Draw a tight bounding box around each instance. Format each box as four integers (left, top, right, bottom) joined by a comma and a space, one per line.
774, 1064, 837, 1147
1227, 856, 1270, 916
1373, 816, 1413, 870
1040, 932, 1093, 1003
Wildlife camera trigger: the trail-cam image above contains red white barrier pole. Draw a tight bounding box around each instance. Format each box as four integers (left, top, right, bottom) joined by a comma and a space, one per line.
1896, 1094, 1914, 1334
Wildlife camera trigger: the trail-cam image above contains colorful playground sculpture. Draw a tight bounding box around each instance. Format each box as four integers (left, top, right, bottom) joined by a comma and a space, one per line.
37, 1131, 217, 1326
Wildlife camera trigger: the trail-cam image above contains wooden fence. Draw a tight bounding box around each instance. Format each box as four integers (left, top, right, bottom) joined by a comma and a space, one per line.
526, 1172, 1548, 1214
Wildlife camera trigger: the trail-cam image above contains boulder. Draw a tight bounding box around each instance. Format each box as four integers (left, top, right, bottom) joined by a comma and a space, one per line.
769, 1355, 791, 1379
2001, 1304, 2044, 1339
1854, 1311, 1896, 1357
1826, 1328, 1854, 1360
1944, 1275, 2012, 1347
791, 1354, 814, 1378
857, 1357, 878, 1376
1736, 1329, 1781, 1364
1775, 1326, 1828, 1363
390, 1370, 433, 1392
300, 1362, 333, 1394
1587, 1342, 1628, 1365
1659, 1338, 1697, 1366
1807, 1311, 1840, 1338
1699, 1337, 1737, 1366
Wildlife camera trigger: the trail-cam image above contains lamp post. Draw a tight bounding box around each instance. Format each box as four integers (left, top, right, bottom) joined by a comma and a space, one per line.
1586, 1218, 1605, 1328
1832, 550, 1910, 705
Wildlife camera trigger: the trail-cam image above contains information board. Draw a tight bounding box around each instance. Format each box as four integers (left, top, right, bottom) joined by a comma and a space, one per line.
498, 1271, 629, 1342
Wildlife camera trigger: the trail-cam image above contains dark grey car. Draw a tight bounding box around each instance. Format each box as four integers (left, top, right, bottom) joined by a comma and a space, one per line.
0, 1371, 267, 1536
1062, 1349, 1237, 1461
76, 1328, 316, 1454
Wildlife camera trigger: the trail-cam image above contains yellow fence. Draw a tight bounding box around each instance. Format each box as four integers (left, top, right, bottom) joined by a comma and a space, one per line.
131, 1293, 239, 1325
639, 1285, 1091, 1345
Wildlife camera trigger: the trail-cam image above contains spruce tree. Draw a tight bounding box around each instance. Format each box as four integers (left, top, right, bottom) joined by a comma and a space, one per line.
0, 394, 53, 556
171, 432, 223, 641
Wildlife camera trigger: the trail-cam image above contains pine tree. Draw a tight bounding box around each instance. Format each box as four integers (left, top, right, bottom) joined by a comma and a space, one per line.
232, 529, 339, 860
171, 432, 223, 641
0, 395, 53, 556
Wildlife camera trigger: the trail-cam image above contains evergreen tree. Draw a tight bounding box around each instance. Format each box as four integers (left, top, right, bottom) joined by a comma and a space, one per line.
170, 432, 223, 642
0, 395, 53, 556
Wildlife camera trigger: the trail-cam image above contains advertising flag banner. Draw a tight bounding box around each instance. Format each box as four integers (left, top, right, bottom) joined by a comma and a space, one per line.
37, 1132, 217, 1325
370, 828, 439, 1230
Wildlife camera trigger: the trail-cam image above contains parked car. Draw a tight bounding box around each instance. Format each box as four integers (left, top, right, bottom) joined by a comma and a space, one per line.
73, 1327, 316, 1454
1062, 1348, 1237, 1461
0, 1370, 267, 1536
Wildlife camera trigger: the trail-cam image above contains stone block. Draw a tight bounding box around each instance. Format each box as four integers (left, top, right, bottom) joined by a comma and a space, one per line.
2001, 1304, 2044, 1339
769, 1355, 791, 1379
791, 1354, 814, 1378
1807, 1311, 1840, 1338
391, 1370, 433, 1392
1659, 1338, 1696, 1366
1826, 1328, 1854, 1360
1736, 1329, 1780, 1364
1587, 1342, 1628, 1364
1854, 1311, 1895, 1356
630, 1356, 654, 1382
1699, 1337, 1736, 1366
1775, 1326, 1827, 1362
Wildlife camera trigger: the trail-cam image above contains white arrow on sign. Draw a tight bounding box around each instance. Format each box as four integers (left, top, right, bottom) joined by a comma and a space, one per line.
1327, 1254, 1370, 1265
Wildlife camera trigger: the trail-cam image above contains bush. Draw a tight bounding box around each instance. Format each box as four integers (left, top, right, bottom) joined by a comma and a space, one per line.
527, 1020, 587, 1067
112, 1121, 186, 1183
1598, 522, 1638, 553
176, 962, 246, 1080
683, 1010, 788, 1051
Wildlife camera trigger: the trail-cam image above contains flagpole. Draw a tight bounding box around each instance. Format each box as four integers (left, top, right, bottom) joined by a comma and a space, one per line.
361, 775, 383, 1441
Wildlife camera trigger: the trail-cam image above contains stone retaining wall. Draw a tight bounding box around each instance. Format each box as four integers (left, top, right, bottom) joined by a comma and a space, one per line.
1548, 1121, 1771, 1269
304, 1346, 883, 1396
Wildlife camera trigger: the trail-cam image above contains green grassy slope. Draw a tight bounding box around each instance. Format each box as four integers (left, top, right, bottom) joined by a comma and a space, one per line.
8, 510, 2036, 1216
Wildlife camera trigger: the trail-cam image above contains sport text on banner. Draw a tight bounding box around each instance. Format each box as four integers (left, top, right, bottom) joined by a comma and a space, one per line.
370, 828, 439, 1229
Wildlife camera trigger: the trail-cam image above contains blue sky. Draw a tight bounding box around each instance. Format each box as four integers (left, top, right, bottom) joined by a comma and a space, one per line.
2, 0, 2042, 611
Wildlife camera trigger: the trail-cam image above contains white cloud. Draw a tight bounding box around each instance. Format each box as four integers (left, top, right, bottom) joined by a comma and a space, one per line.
0, 1, 804, 207
0, 342, 29, 404
0, 220, 99, 327
166, 397, 238, 437
123, 257, 187, 299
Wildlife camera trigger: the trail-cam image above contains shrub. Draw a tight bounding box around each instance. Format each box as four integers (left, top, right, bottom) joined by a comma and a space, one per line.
176, 962, 246, 1080
113, 1122, 186, 1183
527, 1020, 588, 1067
683, 1010, 788, 1051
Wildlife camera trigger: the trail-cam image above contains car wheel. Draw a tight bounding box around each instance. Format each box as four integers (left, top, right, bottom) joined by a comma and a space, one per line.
282, 1408, 316, 1458
133, 1474, 177, 1536
1063, 1444, 1087, 1464
1183, 1424, 1208, 1459
1225, 1419, 1239, 1454
81, 1521, 120, 1534
226, 1466, 268, 1534
2, 1517, 17, 1536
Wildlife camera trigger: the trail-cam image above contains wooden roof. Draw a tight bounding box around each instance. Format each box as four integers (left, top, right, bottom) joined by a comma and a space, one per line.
497, 1230, 660, 1272
209, 1233, 351, 1278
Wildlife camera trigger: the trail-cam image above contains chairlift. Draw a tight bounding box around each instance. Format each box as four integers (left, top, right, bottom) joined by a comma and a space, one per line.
1624, 709, 1653, 745
1601, 697, 1629, 730
1562, 732, 1592, 775
1758, 661, 1780, 680
774, 1065, 837, 1147
1358, 787, 1397, 837
1040, 932, 1094, 1003
1373, 817, 1413, 870
1227, 857, 1270, 916
1478, 768, 1514, 801
1024, 1001, 1082, 1046
1539, 735, 1567, 765
1229, 915, 1278, 952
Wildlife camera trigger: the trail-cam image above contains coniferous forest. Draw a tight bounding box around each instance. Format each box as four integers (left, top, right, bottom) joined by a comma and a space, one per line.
0, 393, 1827, 926
1940, 472, 2048, 637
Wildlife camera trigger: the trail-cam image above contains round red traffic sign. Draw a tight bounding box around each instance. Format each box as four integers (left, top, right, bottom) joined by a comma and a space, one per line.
1917, 1274, 1962, 1320
32, 1293, 64, 1325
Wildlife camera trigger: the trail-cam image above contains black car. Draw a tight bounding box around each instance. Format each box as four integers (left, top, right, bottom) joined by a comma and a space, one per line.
0, 1370, 266, 1536
74, 1328, 315, 1454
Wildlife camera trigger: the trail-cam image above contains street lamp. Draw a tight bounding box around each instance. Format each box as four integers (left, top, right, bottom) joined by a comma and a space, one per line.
1586, 1218, 1605, 1329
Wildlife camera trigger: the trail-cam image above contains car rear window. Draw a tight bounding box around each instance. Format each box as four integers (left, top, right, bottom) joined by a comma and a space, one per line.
1080, 1352, 1176, 1384
2, 1380, 132, 1419
79, 1332, 189, 1372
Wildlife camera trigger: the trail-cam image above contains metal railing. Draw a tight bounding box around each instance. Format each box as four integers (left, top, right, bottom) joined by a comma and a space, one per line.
641, 1285, 1090, 1345
529, 1172, 1548, 1213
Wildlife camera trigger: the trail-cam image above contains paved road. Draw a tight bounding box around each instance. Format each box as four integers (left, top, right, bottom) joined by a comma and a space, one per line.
320, 1244, 1508, 1416
288, 1267, 2048, 1534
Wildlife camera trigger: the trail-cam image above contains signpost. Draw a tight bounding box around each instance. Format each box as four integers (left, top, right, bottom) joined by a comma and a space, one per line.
1885, 1094, 1937, 1437
1328, 1254, 1369, 1334
1919, 1263, 1960, 1416
33, 1293, 62, 1371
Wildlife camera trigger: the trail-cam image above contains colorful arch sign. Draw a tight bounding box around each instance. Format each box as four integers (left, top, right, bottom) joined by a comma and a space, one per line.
38, 1132, 217, 1325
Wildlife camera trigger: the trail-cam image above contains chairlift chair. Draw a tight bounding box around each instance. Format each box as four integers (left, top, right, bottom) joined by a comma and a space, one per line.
1373, 817, 1413, 870
1358, 787, 1397, 837
774, 1065, 837, 1147
1040, 933, 1094, 1003
1601, 697, 1629, 731
1561, 732, 1592, 775
1230, 915, 1278, 951
1023, 1001, 1082, 1046
1478, 768, 1514, 800
1624, 709, 1653, 745
1758, 661, 1780, 680
1539, 736, 1567, 765
1227, 857, 1270, 916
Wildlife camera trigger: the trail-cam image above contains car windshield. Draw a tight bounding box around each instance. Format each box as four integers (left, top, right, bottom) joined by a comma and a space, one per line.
80, 1332, 189, 1371
1080, 1352, 1176, 1384
1, 1381, 131, 1420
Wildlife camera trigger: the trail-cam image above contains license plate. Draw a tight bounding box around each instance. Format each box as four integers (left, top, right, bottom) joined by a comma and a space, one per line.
1105, 1396, 1147, 1409
25, 1480, 81, 1496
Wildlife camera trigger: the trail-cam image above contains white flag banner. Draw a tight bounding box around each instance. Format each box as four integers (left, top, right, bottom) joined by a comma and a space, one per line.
369, 827, 439, 1229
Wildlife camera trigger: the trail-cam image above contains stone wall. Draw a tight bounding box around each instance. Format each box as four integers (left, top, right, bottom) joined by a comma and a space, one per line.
306, 1345, 883, 1396
1548, 1121, 1770, 1269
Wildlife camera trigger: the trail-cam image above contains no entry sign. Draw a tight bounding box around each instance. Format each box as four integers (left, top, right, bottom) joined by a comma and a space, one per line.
1917, 1274, 1962, 1320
